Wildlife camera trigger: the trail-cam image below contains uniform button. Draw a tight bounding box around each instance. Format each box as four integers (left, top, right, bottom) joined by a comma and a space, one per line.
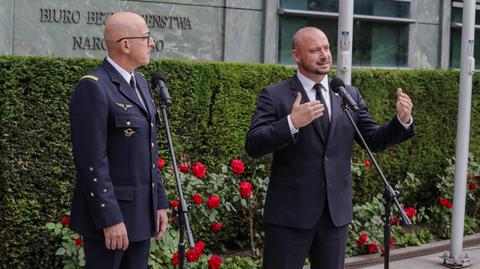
103, 188, 107, 193
93, 178, 97, 182
151, 142, 154, 148
89, 166, 94, 171
152, 183, 155, 188
101, 203, 105, 208
126, 121, 131, 126
150, 122, 154, 128
90, 192, 94, 197
152, 163, 155, 169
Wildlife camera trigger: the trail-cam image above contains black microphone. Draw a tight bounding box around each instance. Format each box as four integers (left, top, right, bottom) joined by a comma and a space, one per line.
330, 77, 359, 111
151, 72, 172, 106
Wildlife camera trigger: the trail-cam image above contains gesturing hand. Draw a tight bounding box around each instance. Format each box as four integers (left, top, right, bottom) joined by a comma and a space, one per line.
396, 88, 413, 124
103, 222, 129, 250
290, 92, 324, 129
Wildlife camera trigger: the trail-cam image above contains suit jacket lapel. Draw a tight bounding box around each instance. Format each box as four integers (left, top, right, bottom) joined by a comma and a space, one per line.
291, 75, 327, 143
101, 60, 148, 115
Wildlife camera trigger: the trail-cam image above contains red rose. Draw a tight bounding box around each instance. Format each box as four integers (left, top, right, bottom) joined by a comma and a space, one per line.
369, 242, 379, 253
207, 195, 220, 209
380, 238, 395, 257
357, 233, 368, 247
390, 216, 399, 226
169, 200, 180, 208
239, 181, 253, 198
171, 252, 179, 265
186, 247, 202, 262
74, 237, 83, 246
439, 198, 453, 209
469, 181, 478, 190
192, 193, 203, 205
210, 222, 223, 232
390, 237, 395, 247
195, 240, 205, 252
179, 164, 190, 173
403, 207, 416, 219
208, 255, 223, 269
192, 162, 207, 179
231, 159, 245, 175
364, 159, 372, 168
157, 158, 165, 170
61, 216, 70, 227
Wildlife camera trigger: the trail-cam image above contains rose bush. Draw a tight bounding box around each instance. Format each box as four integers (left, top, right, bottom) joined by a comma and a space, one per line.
45, 155, 480, 268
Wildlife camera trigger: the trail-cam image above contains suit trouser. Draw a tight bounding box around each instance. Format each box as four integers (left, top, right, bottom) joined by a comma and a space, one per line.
84, 237, 151, 269
263, 205, 349, 269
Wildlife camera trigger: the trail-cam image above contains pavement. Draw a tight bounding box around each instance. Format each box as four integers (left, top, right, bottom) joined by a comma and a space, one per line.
304, 234, 480, 269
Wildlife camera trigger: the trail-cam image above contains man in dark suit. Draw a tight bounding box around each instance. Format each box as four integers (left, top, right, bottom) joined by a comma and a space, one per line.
245, 27, 414, 269
69, 12, 169, 269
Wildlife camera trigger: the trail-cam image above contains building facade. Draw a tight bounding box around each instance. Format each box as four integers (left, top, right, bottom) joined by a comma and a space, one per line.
0, 0, 478, 69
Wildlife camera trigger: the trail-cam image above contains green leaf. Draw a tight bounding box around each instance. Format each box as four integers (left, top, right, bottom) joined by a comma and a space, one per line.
55, 247, 66, 256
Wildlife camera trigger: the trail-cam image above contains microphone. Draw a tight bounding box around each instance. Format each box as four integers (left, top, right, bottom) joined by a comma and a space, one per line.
330, 77, 359, 111
151, 72, 172, 106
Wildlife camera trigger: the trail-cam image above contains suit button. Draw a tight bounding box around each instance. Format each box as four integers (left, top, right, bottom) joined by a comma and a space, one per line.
103, 188, 107, 193
90, 192, 94, 197
101, 203, 105, 208
151, 142, 154, 148
152, 163, 155, 169
89, 166, 94, 171
150, 122, 154, 128
93, 178, 97, 182
126, 121, 131, 126
152, 183, 155, 188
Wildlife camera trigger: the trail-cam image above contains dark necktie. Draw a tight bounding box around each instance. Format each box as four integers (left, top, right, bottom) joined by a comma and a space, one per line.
314, 83, 330, 138
129, 76, 136, 90
129, 76, 146, 110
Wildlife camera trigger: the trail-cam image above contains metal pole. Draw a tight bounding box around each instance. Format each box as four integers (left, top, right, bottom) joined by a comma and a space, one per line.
337, 0, 353, 84
443, 0, 475, 266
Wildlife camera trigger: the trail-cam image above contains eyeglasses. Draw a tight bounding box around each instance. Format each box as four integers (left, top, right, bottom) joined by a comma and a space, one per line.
116, 33, 154, 43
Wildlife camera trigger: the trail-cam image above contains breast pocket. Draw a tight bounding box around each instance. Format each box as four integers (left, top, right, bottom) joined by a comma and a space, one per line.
115, 115, 140, 138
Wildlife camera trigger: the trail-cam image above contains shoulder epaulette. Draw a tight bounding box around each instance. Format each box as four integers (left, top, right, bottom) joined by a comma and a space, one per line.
80, 75, 99, 81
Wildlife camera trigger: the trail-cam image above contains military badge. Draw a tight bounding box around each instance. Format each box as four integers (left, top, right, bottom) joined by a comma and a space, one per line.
124, 128, 135, 137
115, 102, 133, 111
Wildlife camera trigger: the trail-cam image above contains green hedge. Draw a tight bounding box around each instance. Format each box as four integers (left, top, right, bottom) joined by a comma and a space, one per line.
1, 56, 479, 268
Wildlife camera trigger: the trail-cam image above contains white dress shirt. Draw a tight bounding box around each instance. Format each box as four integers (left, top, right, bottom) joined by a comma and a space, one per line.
106, 56, 146, 109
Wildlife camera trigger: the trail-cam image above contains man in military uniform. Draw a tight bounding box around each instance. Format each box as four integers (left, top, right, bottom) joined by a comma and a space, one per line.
69, 12, 169, 268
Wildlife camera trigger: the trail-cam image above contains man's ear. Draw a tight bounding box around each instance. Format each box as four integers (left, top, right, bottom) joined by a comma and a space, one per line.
119, 41, 130, 54
291, 49, 300, 63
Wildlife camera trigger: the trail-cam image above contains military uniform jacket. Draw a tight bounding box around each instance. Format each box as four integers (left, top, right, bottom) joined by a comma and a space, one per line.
245, 74, 414, 229
69, 59, 169, 241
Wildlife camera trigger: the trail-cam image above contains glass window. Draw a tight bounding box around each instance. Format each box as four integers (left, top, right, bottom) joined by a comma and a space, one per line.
449, 29, 480, 69
449, 6, 480, 69
280, 0, 410, 18
451, 7, 480, 25
278, 17, 409, 67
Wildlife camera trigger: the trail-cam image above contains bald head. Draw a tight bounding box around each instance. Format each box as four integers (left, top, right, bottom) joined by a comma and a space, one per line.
292, 27, 327, 51
290, 26, 332, 81
104, 12, 146, 51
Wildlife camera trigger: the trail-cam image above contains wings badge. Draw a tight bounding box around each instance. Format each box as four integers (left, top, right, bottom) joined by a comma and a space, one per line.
115, 102, 133, 111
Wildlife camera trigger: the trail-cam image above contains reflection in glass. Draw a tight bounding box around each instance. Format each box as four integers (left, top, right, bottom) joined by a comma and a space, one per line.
280, 0, 410, 18
451, 7, 480, 25
450, 29, 480, 69
278, 17, 408, 67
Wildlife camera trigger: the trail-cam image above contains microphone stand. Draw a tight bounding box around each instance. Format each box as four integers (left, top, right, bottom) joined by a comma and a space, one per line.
338, 97, 412, 269
157, 99, 195, 269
